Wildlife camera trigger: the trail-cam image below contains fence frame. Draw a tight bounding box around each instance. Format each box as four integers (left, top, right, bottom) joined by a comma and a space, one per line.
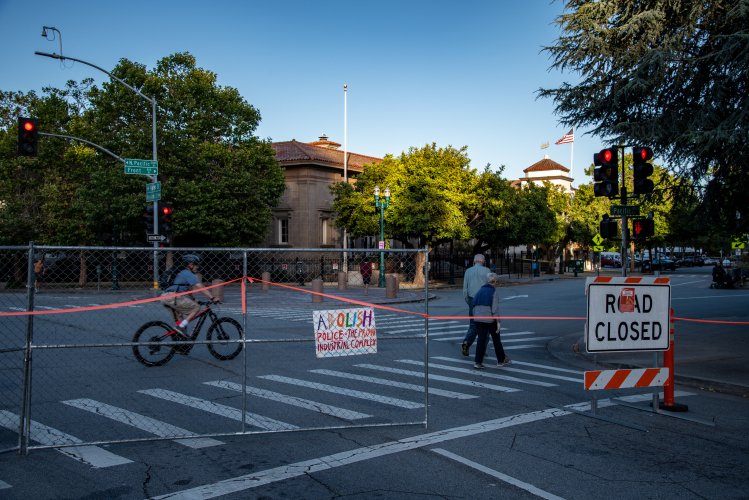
1, 243, 431, 455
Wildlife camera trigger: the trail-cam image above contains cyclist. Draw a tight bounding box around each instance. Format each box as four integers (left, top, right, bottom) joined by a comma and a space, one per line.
160, 255, 220, 337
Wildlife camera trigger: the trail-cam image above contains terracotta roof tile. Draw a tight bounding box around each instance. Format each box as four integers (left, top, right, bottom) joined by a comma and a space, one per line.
271, 140, 382, 169
523, 157, 570, 173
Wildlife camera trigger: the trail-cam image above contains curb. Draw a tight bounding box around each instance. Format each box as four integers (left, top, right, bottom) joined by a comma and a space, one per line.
546, 331, 749, 398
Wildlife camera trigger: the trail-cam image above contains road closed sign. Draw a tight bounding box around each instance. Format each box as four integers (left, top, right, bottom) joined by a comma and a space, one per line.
587, 280, 670, 352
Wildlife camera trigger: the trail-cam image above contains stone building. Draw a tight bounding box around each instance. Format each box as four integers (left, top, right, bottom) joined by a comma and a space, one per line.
515, 153, 575, 193
263, 135, 382, 248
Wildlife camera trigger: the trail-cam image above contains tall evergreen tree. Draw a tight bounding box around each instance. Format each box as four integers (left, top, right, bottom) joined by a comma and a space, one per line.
539, 0, 749, 234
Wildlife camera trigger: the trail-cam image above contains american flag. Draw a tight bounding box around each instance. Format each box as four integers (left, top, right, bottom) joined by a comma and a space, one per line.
555, 128, 574, 145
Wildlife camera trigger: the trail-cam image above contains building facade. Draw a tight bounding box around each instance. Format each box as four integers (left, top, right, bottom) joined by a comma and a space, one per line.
263, 135, 382, 248
515, 153, 574, 193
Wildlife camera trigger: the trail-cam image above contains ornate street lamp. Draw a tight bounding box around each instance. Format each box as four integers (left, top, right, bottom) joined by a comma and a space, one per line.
374, 185, 390, 287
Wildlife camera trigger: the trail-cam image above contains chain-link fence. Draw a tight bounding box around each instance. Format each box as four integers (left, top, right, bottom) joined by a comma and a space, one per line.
0, 244, 430, 455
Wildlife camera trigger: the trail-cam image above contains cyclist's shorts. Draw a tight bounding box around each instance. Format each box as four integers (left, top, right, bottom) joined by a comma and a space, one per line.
160, 292, 199, 316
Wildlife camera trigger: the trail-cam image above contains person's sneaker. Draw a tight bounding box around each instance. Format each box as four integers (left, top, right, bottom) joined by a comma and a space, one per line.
461, 343, 469, 356
474, 363, 485, 369
498, 356, 512, 367
174, 325, 188, 338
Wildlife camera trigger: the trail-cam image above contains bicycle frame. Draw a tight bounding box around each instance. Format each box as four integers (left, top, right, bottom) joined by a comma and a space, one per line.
164, 302, 216, 341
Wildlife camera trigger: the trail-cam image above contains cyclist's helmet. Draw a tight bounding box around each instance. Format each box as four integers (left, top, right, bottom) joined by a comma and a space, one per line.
182, 254, 201, 266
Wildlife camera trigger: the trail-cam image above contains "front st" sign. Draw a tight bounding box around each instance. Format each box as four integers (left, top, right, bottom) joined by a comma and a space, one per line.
586, 278, 670, 353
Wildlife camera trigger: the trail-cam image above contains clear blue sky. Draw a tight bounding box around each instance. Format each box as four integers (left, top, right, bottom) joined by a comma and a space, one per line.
0, 0, 602, 186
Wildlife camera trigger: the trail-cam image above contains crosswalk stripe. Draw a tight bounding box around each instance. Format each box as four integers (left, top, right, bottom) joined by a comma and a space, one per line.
61, 399, 223, 449
502, 337, 554, 343
258, 375, 422, 409
310, 369, 477, 400
396, 360, 558, 387
383, 325, 463, 334
431, 357, 581, 382
205, 381, 371, 420
0, 480, 11, 490
0, 410, 132, 468
138, 389, 297, 430
355, 364, 520, 393
508, 361, 584, 375
503, 345, 543, 350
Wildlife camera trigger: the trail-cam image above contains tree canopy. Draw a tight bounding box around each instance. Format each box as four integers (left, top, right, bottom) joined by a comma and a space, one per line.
539, 0, 749, 235
0, 52, 285, 247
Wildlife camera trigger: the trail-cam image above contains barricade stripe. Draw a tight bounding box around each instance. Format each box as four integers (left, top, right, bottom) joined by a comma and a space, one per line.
624, 278, 642, 283
584, 371, 601, 390
622, 369, 648, 387
604, 370, 631, 390
633, 369, 659, 388
594, 277, 612, 282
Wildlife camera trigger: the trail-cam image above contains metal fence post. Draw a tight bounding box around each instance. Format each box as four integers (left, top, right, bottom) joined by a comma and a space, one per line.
424, 246, 429, 429
18, 241, 35, 455
242, 250, 248, 433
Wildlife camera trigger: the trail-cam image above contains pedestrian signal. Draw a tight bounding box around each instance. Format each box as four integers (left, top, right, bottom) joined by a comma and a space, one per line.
632, 219, 654, 239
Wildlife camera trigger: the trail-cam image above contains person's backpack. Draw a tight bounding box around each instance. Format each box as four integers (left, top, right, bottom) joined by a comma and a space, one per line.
161, 265, 186, 290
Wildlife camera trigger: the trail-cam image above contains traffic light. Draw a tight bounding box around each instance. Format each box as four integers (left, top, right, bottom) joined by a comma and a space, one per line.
593, 148, 619, 197
158, 203, 173, 236
632, 218, 654, 239
600, 215, 618, 238
18, 117, 39, 157
632, 147, 654, 195
145, 205, 155, 233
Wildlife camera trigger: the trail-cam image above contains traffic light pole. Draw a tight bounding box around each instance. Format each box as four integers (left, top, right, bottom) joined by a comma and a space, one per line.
621, 149, 627, 278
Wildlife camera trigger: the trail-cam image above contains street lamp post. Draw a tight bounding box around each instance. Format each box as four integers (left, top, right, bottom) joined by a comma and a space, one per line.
36, 27, 160, 293
374, 185, 390, 288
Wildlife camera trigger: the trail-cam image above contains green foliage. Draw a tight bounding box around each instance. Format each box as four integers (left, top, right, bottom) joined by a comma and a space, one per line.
539, 0, 749, 234
0, 52, 285, 247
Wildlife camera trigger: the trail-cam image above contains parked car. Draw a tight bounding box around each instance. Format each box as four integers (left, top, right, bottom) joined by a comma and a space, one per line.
601, 255, 622, 267
702, 256, 713, 265
691, 256, 705, 266
651, 258, 677, 271
676, 258, 692, 267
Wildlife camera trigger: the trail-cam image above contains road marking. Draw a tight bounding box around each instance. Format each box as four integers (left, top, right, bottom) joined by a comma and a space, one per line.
501, 331, 536, 337
61, 399, 222, 449
139, 389, 297, 430
502, 337, 554, 343
151, 391, 695, 500
0, 480, 10, 490
355, 364, 520, 392
672, 295, 749, 300
502, 295, 529, 300
670, 280, 707, 287
427, 330, 474, 337
258, 375, 422, 409
205, 381, 371, 420
383, 325, 464, 334
431, 448, 566, 499
502, 345, 543, 350
0, 410, 132, 468
432, 357, 580, 382
506, 361, 583, 375
310, 369, 477, 399
397, 360, 557, 387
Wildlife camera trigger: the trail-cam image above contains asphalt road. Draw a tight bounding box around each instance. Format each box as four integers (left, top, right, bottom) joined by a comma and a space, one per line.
1, 265, 747, 499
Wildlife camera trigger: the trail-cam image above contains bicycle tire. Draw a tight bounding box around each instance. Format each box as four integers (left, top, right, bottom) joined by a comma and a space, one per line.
206, 317, 243, 360
132, 321, 178, 367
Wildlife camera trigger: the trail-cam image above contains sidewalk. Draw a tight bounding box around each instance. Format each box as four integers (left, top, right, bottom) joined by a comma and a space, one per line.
547, 319, 749, 397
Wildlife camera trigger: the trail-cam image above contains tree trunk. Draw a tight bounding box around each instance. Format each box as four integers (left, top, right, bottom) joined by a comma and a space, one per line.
79, 249, 87, 287
13, 253, 23, 282
630, 240, 635, 273
414, 247, 433, 286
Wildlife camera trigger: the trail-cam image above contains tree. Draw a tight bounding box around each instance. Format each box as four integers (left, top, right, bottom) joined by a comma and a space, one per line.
539, 0, 749, 234
0, 53, 285, 248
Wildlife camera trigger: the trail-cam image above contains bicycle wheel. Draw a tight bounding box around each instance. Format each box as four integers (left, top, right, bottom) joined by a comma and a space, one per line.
206, 317, 243, 360
132, 321, 178, 367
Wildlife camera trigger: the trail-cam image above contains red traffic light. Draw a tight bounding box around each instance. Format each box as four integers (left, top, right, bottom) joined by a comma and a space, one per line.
635, 147, 653, 162
24, 122, 35, 132
162, 207, 172, 215
603, 149, 612, 162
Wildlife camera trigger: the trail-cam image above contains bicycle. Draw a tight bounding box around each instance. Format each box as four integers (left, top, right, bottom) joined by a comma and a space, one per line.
132, 300, 243, 367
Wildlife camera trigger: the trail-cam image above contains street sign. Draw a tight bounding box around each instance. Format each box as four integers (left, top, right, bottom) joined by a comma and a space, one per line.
610, 205, 640, 217
731, 236, 745, 249
587, 280, 670, 353
146, 181, 161, 202
125, 159, 158, 175
378, 241, 385, 250
593, 245, 604, 252
147, 234, 167, 242
593, 234, 603, 245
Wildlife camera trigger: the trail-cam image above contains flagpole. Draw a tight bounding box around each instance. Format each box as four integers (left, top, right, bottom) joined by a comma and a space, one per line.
570, 124, 574, 187
343, 84, 348, 276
